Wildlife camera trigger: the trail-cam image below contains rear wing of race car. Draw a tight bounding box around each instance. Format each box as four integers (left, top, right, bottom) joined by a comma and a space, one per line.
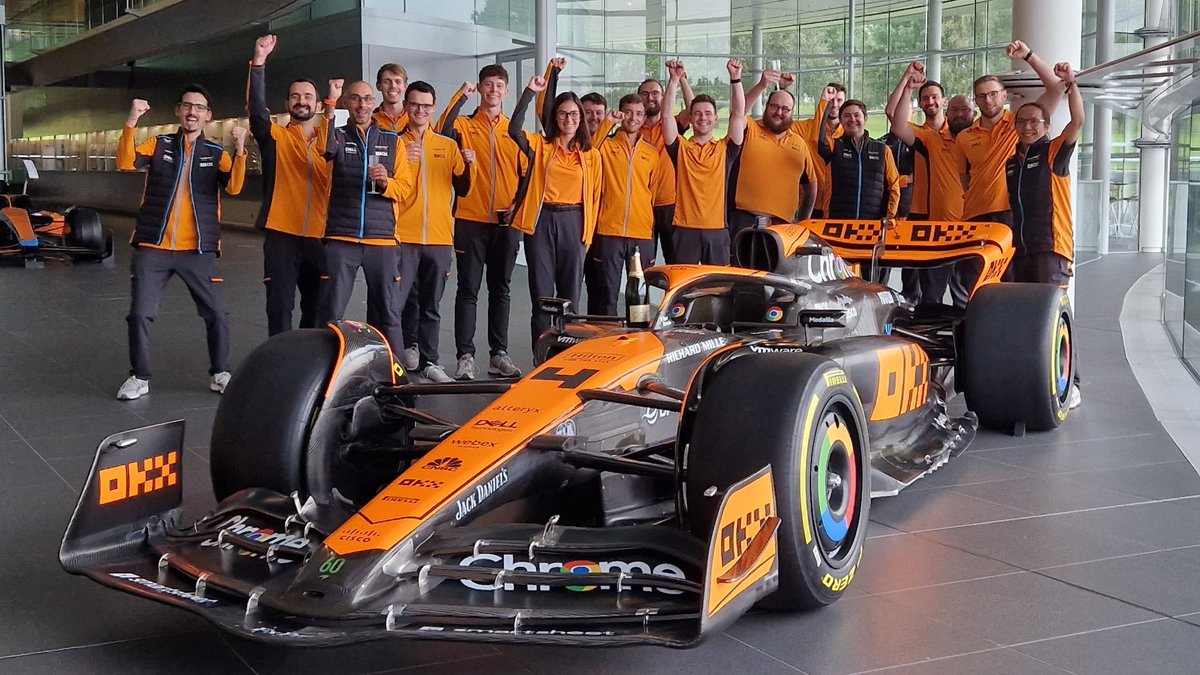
738, 219, 1014, 297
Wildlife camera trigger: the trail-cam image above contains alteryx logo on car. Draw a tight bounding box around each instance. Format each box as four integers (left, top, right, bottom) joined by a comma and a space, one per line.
458, 553, 686, 594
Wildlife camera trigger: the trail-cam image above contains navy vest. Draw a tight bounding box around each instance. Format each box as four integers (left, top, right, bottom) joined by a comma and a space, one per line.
325, 123, 400, 240
827, 135, 888, 220
133, 132, 225, 253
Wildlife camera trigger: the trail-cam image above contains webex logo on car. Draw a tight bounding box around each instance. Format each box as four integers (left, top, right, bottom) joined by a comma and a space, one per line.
457, 554, 686, 594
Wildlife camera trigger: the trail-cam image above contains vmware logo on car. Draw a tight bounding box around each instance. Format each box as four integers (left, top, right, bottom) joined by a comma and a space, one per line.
458, 553, 685, 594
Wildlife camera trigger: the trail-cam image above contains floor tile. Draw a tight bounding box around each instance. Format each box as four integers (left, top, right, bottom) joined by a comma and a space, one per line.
858, 647, 1071, 675
850, 533, 1021, 595
1013, 617, 1200, 675
1037, 547, 1200, 616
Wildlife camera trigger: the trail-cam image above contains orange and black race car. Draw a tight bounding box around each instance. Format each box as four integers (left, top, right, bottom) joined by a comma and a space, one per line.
0, 192, 114, 267
59, 219, 1074, 647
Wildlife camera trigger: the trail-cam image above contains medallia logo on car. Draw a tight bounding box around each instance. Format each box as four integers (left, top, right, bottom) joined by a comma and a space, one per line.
199, 515, 310, 561
458, 553, 686, 594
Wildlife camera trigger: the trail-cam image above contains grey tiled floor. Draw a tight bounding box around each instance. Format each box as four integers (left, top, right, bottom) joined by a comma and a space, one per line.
2, 219, 1198, 674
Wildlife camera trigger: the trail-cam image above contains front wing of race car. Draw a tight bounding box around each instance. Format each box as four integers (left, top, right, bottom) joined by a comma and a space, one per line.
60, 421, 780, 647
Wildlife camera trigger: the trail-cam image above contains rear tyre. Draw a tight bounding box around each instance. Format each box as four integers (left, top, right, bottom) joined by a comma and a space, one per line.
962, 283, 1074, 432
210, 329, 337, 500
684, 352, 870, 610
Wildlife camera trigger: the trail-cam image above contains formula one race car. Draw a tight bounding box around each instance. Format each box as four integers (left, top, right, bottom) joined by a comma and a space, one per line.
0, 192, 114, 267
60, 219, 1074, 648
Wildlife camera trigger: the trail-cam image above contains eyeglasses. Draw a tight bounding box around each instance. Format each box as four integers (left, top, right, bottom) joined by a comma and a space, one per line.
975, 89, 1005, 100
1015, 117, 1046, 126
346, 95, 376, 104
556, 110, 581, 119
177, 102, 210, 113
638, 90, 663, 98
406, 102, 436, 111
766, 103, 793, 114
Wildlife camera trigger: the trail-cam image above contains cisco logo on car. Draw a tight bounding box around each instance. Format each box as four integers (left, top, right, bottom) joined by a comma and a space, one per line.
458, 553, 685, 594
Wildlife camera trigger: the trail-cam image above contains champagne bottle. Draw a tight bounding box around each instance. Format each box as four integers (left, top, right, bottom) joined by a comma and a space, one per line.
626, 248, 650, 327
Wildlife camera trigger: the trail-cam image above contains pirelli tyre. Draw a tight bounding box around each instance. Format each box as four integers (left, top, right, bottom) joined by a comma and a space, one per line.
65, 207, 105, 254
683, 352, 870, 610
962, 282, 1074, 432
210, 329, 337, 500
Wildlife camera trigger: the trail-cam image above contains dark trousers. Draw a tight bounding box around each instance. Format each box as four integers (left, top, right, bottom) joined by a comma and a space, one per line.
317, 239, 404, 354
397, 244, 453, 368
949, 210, 1014, 308
526, 206, 586, 347
263, 229, 324, 336
454, 218, 521, 359
653, 205, 677, 264
1006, 251, 1071, 285
673, 227, 730, 266
586, 235, 656, 316
127, 247, 229, 379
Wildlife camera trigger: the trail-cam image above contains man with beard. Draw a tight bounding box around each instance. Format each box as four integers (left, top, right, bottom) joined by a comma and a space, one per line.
664, 58, 747, 265
373, 63, 409, 132
953, 39, 1065, 305
726, 79, 817, 245
636, 73, 693, 263
316, 79, 414, 358
247, 35, 331, 335
886, 62, 971, 305
587, 93, 660, 315
394, 81, 475, 383
116, 86, 247, 400
435, 66, 525, 380
580, 92, 608, 140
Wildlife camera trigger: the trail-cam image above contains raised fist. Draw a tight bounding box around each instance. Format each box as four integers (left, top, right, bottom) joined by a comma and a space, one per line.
458, 81, 477, 97
528, 75, 547, 92
779, 73, 797, 89
1054, 61, 1076, 84
231, 126, 248, 149
759, 69, 781, 87
129, 98, 150, 119
462, 148, 476, 164
405, 141, 422, 163
727, 59, 744, 80
606, 110, 625, 124
666, 59, 686, 80
1006, 40, 1031, 60
253, 35, 276, 65
328, 79, 344, 101
551, 56, 567, 71
821, 86, 838, 102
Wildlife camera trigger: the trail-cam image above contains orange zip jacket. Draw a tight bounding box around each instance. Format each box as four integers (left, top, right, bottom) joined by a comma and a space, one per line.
436, 91, 523, 224
395, 127, 474, 246
595, 129, 659, 240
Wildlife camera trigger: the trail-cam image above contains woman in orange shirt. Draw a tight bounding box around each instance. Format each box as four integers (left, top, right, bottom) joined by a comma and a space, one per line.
508, 59, 602, 349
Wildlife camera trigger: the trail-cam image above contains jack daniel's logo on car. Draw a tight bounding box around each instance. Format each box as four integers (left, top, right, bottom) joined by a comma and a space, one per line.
454, 467, 509, 521
199, 515, 310, 561
458, 553, 685, 594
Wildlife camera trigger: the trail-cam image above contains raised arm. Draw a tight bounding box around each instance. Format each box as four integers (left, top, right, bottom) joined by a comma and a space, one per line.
887, 62, 924, 147
662, 60, 684, 147
745, 68, 781, 108
676, 69, 696, 130
247, 35, 276, 144
222, 127, 249, 195
1055, 62, 1084, 144
537, 58, 563, 131
1007, 40, 1068, 117
439, 82, 473, 144
726, 59, 747, 145
320, 79, 344, 159
118, 99, 154, 171
509, 74, 545, 155
816, 106, 834, 164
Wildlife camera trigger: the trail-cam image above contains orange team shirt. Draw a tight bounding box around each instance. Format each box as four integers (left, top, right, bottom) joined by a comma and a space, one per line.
735, 119, 817, 221
395, 127, 471, 246
669, 136, 742, 230
595, 129, 660, 239
117, 127, 246, 251
543, 145, 585, 205
372, 108, 409, 133
436, 92, 522, 224
955, 109, 1018, 220
640, 118, 680, 207
910, 121, 965, 221
792, 98, 842, 214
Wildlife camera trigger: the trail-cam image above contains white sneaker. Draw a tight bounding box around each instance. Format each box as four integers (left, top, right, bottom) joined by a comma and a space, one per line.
403, 346, 420, 370
117, 376, 149, 400
421, 364, 454, 383
210, 371, 231, 394
488, 351, 522, 377
1068, 384, 1081, 410
455, 354, 476, 380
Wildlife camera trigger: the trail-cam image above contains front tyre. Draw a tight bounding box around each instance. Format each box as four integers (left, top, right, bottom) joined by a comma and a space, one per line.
684, 352, 871, 610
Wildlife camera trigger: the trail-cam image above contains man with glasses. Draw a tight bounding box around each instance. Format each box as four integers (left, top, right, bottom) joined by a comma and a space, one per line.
316, 79, 414, 358
393, 81, 475, 383
728, 73, 818, 244
116, 85, 247, 400
247, 34, 331, 336
952, 40, 1066, 305
636, 73, 693, 263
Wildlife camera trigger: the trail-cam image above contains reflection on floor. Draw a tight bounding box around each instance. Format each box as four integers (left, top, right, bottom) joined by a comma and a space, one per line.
2, 217, 1198, 674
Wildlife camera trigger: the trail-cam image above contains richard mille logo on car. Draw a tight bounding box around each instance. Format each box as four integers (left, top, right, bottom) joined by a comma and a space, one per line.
643, 408, 673, 425
454, 468, 509, 521
110, 573, 217, 605
662, 336, 728, 364
422, 457, 463, 471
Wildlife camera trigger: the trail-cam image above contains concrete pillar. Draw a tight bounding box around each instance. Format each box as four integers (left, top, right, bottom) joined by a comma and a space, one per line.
1012, 0, 1083, 132
535, 0, 556, 86
1136, 0, 1172, 254
1, 2, 8, 180
752, 23, 764, 117
846, 0, 856, 97
926, 0, 942, 84
1093, 0, 1115, 254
